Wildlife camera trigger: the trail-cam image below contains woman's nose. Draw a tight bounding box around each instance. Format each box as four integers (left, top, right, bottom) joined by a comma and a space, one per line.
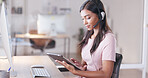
83, 19, 88, 25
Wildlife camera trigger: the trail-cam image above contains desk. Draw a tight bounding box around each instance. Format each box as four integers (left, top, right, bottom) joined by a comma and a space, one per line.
0, 56, 65, 78
15, 34, 70, 58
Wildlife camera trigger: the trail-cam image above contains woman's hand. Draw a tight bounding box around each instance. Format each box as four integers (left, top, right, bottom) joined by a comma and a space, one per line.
55, 60, 77, 74
55, 60, 87, 74
70, 58, 82, 67
70, 58, 87, 71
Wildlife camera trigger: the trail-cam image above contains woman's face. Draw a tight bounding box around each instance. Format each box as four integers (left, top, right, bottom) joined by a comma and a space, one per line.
80, 9, 99, 30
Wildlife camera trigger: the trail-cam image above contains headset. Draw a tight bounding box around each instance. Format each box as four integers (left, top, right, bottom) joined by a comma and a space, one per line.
88, 0, 105, 28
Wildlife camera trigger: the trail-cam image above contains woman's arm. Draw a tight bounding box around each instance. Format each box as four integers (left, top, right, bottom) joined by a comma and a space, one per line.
57, 60, 114, 78
75, 60, 114, 78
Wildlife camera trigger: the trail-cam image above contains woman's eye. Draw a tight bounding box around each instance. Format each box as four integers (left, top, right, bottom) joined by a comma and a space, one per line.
87, 17, 91, 20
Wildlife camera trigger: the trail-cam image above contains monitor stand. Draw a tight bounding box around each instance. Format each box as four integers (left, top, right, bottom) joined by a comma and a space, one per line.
10, 69, 17, 77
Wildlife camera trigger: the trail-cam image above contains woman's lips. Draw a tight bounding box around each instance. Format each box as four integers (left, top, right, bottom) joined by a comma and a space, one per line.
86, 25, 90, 28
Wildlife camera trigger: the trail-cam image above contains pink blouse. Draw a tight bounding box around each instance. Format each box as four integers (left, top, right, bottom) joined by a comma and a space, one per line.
81, 32, 116, 71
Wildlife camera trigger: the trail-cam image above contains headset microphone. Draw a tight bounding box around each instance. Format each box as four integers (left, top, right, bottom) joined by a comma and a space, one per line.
93, 20, 101, 28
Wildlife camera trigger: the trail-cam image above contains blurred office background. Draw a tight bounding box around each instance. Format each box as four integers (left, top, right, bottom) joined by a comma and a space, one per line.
0, 0, 148, 78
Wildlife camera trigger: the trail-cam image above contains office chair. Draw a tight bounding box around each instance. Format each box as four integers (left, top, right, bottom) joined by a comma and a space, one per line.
58, 53, 123, 78
29, 30, 56, 53
111, 53, 123, 78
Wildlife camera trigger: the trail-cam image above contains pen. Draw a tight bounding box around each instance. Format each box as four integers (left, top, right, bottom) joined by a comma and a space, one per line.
7, 67, 11, 72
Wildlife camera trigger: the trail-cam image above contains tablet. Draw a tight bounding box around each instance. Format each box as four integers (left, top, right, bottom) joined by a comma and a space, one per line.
47, 53, 81, 70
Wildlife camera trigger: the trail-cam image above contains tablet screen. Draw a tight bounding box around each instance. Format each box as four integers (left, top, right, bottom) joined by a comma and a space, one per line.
47, 53, 81, 70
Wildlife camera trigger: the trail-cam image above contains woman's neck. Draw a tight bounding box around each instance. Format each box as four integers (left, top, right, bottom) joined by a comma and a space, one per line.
91, 29, 99, 39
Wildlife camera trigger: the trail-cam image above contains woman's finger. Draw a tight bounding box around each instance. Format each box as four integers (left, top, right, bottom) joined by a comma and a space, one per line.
70, 58, 75, 62
56, 60, 77, 74
70, 58, 78, 63
55, 60, 66, 66
81, 65, 87, 71
55, 60, 69, 68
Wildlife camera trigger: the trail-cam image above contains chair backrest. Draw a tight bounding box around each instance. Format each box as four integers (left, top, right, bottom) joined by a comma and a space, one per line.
29, 30, 50, 47
29, 30, 56, 52
111, 53, 123, 78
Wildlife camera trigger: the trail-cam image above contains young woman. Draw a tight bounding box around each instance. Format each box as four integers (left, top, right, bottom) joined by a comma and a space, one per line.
56, 0, 116, 78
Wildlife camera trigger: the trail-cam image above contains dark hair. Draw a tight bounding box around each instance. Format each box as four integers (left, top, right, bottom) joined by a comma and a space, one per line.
79, 0, 112, 54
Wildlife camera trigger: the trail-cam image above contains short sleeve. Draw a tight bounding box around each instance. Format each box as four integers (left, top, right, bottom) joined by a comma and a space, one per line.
102, 34, 116, 62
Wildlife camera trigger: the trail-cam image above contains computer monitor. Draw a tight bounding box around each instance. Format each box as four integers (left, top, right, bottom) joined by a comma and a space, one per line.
37, 14, 67, 35
0, 2, 17, 76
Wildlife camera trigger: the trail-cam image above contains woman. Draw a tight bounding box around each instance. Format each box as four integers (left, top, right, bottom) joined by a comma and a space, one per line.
56, 0, 116, 78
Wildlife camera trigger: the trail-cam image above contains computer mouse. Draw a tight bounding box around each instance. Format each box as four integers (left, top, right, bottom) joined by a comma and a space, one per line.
31, 65, 44, 68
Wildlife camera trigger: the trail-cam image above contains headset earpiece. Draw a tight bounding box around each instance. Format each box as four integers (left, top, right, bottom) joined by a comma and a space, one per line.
90, 0, 105, 21
101, 12, 105, 20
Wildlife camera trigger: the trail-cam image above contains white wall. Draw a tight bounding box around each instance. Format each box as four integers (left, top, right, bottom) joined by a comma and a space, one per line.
102, 0, 143, 64
11, 0, 26, 34
103, 0, 148, 75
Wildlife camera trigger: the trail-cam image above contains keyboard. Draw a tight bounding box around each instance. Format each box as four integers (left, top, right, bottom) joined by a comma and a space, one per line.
30, 65, 50, 78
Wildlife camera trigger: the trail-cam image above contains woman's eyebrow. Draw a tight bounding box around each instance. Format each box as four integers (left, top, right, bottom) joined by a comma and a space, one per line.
84, 14, 90, 17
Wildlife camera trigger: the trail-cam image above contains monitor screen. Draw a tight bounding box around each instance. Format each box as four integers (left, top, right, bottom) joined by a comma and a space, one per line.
0, 2, 16, 76
37, 14, 67, 35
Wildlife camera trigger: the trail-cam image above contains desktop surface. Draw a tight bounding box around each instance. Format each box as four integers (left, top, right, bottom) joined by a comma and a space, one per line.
15, 34, 68, 39
0, 56, 65, 78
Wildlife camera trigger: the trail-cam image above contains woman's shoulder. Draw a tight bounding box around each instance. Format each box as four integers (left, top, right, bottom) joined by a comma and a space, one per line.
105, 32, 115, 37
103, 32, 116, 42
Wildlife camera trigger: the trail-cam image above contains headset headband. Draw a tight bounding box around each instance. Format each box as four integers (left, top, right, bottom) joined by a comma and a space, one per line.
88, 0, 105, 20
90, 0, 103, 10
